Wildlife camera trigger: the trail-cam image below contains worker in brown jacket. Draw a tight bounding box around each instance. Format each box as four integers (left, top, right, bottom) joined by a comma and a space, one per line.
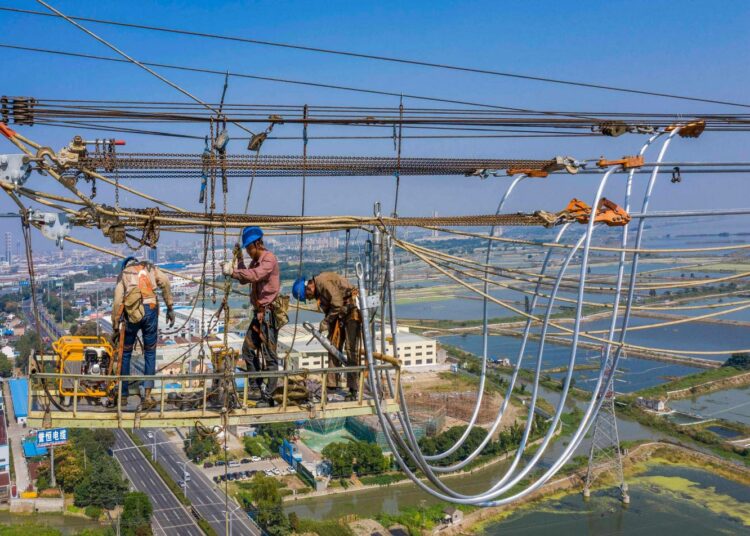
293, 272, 362, 399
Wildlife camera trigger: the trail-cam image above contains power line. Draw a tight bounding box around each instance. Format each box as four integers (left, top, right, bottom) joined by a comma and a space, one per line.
0, 43, 572, 116
3, 5, 749, 108
33, 0, 256, 137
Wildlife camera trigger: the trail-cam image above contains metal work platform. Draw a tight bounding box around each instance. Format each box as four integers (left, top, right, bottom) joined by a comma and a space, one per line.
26, 364, 400, 429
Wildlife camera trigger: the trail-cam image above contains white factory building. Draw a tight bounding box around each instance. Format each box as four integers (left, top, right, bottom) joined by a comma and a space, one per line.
158, 305, 225, 340
278, 324, 440, 371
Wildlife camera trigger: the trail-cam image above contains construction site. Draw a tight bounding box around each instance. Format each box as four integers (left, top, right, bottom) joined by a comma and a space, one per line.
1, 2, 749, 536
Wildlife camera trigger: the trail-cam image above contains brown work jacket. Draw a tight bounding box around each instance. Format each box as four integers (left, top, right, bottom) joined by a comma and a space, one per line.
314, 272, 355, 322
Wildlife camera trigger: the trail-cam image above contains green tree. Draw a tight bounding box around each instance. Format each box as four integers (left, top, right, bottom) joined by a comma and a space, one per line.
723, 353, 750, 370
184, 429, 219, 462
15, 329, 42, 372
35, 444, 85, 493
243, 436, 265, 457
121, 491, 153, 536
0, 353, 12, 377
74, 458, 128, 509
288, 512, 300, 532
321, 442, 353, 478
249, 474, 290, 536
352, 441, 387, 475
257, 423, 296, 452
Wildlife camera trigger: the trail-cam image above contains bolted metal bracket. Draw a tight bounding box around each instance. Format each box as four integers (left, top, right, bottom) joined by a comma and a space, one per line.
0, 154, 32, 185
28, 210, 71, 249
365, 292, 380, 310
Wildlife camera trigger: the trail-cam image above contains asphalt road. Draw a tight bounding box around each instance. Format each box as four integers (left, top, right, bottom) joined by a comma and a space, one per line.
22, 297, 63, 341
134, 429, 261, 536
113, 430, 204, 536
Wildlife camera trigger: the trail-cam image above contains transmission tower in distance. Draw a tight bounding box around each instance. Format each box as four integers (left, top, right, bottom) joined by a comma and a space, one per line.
582, 347, 629, 504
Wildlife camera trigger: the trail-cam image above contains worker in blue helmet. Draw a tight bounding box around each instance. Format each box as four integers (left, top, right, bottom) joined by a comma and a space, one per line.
294, 272, 361, 400
221, 226, 284, 406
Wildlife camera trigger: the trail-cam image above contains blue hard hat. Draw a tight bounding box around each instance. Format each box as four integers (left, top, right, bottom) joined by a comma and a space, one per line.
121, 256, 138, 271
292, 276, 307, 302
241, 226, 264, 248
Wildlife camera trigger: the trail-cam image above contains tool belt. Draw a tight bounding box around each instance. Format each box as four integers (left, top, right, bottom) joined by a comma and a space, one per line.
253, 293, 290, 329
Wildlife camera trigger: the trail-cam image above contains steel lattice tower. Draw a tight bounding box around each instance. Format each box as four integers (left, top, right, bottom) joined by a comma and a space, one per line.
582, 348, 630, 504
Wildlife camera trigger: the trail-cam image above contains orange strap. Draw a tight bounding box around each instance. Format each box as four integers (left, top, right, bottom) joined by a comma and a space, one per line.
0, 123, 17, 139
136, 264, 156, 301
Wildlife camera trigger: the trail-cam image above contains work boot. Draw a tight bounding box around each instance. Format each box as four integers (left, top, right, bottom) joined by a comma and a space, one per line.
259, 384, 276, 408
137, 397, 157, 412
345, 389, 358, 402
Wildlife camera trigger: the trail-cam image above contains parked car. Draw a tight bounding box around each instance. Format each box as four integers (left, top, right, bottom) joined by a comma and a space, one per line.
213, 476, 220, 483
272, 468, 281, 475
215, 460, 225, 466
244, 470, 253, 478
263, 470, 273, 476
288, 468, 296, 474
240, 458, 251, 464
203, 461, 214, 469
250, 456, 261, 462
183, 472, 191, 482
228, 460, 240, 468
227, 473, 236, 481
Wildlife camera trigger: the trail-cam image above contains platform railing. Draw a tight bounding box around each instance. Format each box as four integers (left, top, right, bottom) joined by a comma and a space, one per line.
27, 364, 400, 429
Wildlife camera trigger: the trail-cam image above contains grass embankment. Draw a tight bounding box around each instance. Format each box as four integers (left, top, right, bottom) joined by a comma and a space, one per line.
467, 441, 750, 534
616, 403, 750, 465
359, 473, 408, 486
296, 518, 354, 536
635, 366, 750, 399
376, 503, 477, 534
126, 431, 218, 536
632, 445, 750, 487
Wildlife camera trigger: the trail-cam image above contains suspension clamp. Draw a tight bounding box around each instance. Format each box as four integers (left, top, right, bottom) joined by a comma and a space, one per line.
506, 168, 549, 178
27, 210, 71, 249
596, 155, 644, 169
555, 198, 631, 227
666, 120, 706, 138
0, 154, 32, 185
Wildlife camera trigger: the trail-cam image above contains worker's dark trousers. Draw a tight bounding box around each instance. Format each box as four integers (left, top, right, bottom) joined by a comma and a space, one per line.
121, 303, 158, 396
242, 309, 279, 392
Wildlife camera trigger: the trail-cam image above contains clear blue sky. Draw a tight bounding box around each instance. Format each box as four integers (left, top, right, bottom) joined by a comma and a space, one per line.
2, 0, 749, 251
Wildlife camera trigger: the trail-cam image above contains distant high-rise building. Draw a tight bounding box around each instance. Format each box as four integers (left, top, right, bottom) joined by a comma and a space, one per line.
4, 232, 11, 265
15, 240, 20, 258
148, 246, 158, 264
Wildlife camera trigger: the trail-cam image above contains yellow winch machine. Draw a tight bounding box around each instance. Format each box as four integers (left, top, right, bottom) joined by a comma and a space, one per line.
52, 336, 116, 401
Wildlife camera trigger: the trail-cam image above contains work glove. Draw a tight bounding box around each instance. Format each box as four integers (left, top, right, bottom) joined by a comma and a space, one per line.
166, 307, 176, 327
319, 318, 330, 335
221, 260, 234, 277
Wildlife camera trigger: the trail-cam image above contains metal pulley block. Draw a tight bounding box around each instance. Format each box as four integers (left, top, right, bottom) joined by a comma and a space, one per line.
0, 154, 32, 185
213, 129, 230, 152
27, 210, 71, 249
594, 122, 628, 137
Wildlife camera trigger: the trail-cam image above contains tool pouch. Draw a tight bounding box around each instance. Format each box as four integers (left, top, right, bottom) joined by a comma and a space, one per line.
123, 287, 145, 324
271, 293, 290, 329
